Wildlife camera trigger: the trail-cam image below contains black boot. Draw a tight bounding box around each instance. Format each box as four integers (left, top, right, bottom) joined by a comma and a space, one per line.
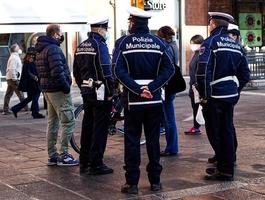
121, 184, 138, 194
33, 113, 45, 119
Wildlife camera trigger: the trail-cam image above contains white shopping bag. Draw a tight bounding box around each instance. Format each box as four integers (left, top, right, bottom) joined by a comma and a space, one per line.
96, 84, 105, 101
196, 105, 205, 125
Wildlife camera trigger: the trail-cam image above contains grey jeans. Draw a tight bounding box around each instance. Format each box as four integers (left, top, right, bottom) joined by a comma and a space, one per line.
44, 92, 75, 157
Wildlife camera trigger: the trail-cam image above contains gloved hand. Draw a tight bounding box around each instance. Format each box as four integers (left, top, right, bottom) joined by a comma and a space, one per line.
63, 87, 70, 94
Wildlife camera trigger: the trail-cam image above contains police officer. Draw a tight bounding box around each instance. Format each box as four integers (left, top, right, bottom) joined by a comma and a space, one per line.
113, 7, 174, 194
196, 12, 250, 181
73, 17, 115, 175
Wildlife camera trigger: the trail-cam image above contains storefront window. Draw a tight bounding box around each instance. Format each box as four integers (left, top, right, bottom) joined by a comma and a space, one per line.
236, 0, 265, 48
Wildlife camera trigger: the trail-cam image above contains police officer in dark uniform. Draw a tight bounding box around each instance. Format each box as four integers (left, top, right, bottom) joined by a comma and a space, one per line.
73, 17, 115, 175
113, 7, 175, 194
196, 12, 250, 181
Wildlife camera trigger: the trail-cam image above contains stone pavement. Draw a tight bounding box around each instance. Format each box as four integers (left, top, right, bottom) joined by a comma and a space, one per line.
0, 89, 265, 199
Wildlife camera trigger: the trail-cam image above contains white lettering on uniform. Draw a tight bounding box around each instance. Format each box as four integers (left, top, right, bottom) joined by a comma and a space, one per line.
126, 37, 160, 50
220, 37, 236, 43
76, 42, 95, 53
216, 42, 241, 50
132, 37, 153, 43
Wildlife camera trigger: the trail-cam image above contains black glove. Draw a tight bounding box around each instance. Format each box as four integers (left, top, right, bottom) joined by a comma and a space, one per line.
63, 87, 70, 94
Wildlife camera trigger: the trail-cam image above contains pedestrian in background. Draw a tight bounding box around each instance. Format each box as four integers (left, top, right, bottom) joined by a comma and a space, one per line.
185, 35, 204, 135
157, 26, 179, 156
35, 24, 79, 166
2, 43, 27, 115
196, 12, 250, 181
114, 7, 174, 194
73, 17, 115, 175
11, 48, 45, 119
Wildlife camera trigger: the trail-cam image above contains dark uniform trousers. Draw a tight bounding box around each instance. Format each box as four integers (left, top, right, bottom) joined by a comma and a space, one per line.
202, 98, 236, 175
124, 105, 163, 185
79, 94, 112, 168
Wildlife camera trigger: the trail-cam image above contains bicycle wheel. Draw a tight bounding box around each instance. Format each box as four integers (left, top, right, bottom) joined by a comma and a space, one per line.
70, 104, 83, 154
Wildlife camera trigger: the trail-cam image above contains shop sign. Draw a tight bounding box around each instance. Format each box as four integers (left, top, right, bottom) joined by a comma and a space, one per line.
145, 0, 166, 11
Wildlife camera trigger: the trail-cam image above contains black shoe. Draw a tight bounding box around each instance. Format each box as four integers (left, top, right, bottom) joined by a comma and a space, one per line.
151, 183, 162, 191
33, 113, 45, 119
208, 155, 217, 164
11, 108, 17, 118
206, 167, 218, 175
205, 171, 234, 181
88, 164, 113, 175
121, 184, 138, 194
80, 163, 90, 174
160, 151, 178, 157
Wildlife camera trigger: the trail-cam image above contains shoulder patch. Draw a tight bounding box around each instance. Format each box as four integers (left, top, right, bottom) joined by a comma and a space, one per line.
199, 46, 206, 55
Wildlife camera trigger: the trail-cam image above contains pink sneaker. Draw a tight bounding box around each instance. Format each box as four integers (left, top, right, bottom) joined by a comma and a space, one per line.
184, 127, 201, 135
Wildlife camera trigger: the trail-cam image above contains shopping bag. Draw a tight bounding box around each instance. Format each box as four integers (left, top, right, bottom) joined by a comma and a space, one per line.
196, 105, 205, 125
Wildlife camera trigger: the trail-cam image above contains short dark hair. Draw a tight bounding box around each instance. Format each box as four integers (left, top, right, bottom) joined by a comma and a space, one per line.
10, 43, 18, 52
46, 24, 61, 37
212, 18, 229, 28
190, 35, 204, 44
157, 26, 175, 41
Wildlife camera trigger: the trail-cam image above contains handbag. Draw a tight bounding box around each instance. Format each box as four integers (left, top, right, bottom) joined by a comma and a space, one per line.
165, 64, 186, 95
165, 45, 186, 95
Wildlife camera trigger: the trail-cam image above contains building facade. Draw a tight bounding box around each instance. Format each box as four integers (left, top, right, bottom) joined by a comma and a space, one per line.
185, 0, 265, 80
0, 0, 264, 86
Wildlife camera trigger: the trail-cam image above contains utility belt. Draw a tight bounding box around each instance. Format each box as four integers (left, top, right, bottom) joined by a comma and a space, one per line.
81, 78, 102, 88
128, 79, 162, 107
81, 78, 105, 101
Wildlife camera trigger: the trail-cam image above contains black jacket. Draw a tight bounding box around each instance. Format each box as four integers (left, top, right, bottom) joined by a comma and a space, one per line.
18, 61, 40, 94
35, 36, 71, 93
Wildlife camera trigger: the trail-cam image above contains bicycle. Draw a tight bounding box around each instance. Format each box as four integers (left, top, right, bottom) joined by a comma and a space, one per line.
70, 94, 130, 154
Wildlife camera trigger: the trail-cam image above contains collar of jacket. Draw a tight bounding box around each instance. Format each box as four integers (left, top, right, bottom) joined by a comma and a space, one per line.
129, 24, 150, 34
210, 26, 227, 36
89, 32, 106, 42
37, 35, 60, 46
11, 52, 19, 56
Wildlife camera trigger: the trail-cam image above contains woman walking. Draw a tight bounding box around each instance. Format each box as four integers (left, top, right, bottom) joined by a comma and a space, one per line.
11, 48, 45, 119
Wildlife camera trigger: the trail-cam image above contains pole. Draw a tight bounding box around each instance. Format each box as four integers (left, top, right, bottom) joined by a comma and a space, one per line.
109, 0, 117, 41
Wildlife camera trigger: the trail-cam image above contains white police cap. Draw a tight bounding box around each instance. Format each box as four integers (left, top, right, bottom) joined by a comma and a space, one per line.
228, 23, 240, 35
88, 16, 109, 28
228, 23, 239, 31
128, 6, 152, 19
208, 12, 234, 23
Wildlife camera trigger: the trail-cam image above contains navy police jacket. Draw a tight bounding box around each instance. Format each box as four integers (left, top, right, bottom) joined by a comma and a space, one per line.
196, 26, 250, 104
113, 27, 175, 110
73, 32, 114, 98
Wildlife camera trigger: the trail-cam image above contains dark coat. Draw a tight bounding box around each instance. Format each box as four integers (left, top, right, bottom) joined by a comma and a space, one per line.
196, 26, 250, 104
18, 61, 40, 94
113, 26, 175, 110
188, 50, 200, 97
35, 36, 71, 94
73, 32, 114, 98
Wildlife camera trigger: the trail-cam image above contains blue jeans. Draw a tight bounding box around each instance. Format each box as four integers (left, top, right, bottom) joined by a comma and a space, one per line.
12, 91, 40, 117
162, 94, 179, 154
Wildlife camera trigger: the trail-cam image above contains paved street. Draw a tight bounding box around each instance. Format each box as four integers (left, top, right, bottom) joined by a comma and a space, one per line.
0, 88, 265, 200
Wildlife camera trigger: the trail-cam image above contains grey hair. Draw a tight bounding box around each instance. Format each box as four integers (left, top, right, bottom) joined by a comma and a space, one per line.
10, 43, 19, 53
